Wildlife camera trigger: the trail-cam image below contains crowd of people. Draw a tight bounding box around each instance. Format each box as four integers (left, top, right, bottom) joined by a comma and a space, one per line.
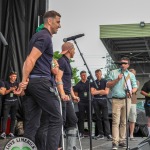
0, 10, 150, 150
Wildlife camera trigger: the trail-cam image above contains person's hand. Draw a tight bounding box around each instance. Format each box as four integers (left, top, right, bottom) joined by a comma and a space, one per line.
127, 91, 132, 98
14, 79, 29, 95
19, 79, 29, 90
13, 88, 25, 96
72, 96, 80, 103
118, 74, 123, 80
10, 87, 16, 91
61, 94, 70, 101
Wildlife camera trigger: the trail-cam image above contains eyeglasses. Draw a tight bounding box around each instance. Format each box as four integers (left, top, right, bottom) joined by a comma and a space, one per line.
121, 62, 128, 65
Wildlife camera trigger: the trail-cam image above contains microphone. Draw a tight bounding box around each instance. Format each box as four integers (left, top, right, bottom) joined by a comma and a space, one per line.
113, 62, 128, 65
0, 32, 8, 46
63, 34, 85, 42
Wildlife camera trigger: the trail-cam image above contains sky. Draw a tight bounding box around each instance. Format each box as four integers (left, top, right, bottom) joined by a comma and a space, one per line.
49, 0, 150, 78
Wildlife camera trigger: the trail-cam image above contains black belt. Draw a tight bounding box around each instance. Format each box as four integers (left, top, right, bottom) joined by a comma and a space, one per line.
93, 97, 107, 100
112, 97, 126, 100
29, 75, 49, 79
5, 99, 18, 102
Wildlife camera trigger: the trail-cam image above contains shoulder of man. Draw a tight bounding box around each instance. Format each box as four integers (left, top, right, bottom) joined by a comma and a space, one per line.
0, 80, 5, 87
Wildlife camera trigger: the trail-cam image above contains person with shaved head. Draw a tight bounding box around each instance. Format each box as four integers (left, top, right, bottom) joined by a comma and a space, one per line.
56, 42, 80, 150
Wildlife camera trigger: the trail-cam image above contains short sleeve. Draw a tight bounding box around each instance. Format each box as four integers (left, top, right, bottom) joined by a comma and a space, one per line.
34, 35, 51, 53
141, 83, 148, 92
58, 58, 65, 72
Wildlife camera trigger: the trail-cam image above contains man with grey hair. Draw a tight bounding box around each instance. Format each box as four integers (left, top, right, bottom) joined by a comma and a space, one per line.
17, 10, 62, 150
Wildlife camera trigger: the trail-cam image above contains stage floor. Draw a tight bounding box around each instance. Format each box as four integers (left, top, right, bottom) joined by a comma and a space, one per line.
0, 136, 146, 150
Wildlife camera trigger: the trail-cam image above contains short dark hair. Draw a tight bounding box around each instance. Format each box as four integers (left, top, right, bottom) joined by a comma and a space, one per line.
9, 71, 17, 76
43, 10, 61, 23
120, 57, 130, 64
80, 70, 86, 75
95, 69, 101, 73
129, 68, 136, 74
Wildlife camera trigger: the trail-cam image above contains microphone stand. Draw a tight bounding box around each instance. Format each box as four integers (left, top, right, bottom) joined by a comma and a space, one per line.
73, 39, 98, 150
122, 69, 132, 150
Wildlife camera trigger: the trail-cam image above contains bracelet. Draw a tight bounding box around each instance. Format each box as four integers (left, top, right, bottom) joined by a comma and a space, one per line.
56, 81, 63, 85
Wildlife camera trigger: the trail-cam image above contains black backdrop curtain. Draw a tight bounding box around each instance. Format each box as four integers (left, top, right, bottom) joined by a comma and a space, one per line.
0, 0, 40, 81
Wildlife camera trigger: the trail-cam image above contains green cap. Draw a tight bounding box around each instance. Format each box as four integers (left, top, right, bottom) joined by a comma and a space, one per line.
36, 24, 44, 32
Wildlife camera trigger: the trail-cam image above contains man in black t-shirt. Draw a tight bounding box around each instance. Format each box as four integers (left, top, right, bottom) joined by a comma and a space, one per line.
56, 42, 79, 150
91, 69, 112, 140
1, 72, 18, 139
0, 80, 6, 118
17, 11, 62, 150
141, 80, 150, 137
74, 70, 90, 137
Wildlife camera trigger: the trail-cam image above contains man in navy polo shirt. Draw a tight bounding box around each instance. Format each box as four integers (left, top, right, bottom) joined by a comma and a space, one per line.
74, 70, 90, 138
91, 69, 112, 140
18, 11, 62, 150
56, 42, 80, 150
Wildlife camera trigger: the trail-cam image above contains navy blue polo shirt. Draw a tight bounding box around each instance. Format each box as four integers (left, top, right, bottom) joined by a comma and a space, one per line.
74, 80, 89, 103
4, 81, 19, 101
29, 28, 53, 81
0, 80, 5, 97
58, 55, 73, 94
91, 79, 107, 98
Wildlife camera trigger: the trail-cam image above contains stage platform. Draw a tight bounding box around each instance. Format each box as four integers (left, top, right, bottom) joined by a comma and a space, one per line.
0, 136, 147, 150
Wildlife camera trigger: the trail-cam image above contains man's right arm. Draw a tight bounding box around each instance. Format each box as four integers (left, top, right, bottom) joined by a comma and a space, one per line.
5, 87, 15, 94
106, 78, 119, 88
106, 74, 123, 88
141, 90, 150, 97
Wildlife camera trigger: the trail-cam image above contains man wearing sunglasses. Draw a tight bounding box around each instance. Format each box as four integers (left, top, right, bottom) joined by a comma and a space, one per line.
107, 57, 137, 150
